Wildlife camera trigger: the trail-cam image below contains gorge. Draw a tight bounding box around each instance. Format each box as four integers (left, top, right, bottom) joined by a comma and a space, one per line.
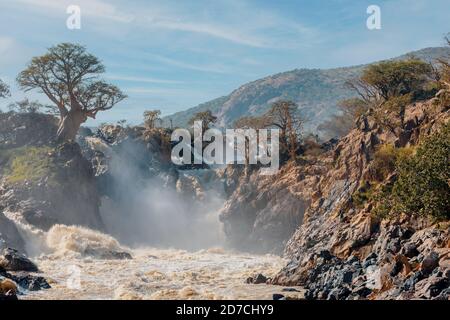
1, 48, 449, 301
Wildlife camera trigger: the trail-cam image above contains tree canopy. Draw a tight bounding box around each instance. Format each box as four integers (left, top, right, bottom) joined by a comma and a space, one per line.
189, 110, 217, 132
143, 110, 162, 129
17, 43, 126, 141
347, 58, 433, 103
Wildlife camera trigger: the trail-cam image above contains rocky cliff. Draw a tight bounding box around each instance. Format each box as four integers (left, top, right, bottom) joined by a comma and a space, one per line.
221, 99, 449, 299
0, 112, 103, 255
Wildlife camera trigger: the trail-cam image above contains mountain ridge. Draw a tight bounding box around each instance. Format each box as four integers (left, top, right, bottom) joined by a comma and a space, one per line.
162, 47, 450, 134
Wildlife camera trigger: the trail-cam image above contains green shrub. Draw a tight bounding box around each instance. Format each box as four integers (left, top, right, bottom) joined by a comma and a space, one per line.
390, 122, 450, 220
352, 181, 377, 208
361, 59, 433, 100
2, 146, 56, 184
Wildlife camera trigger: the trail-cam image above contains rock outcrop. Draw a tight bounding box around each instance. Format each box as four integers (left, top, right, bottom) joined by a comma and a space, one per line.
270, 101, 450, 299
0, 112, 103, 254
0, 247, 50, 300
219, 99, 449, 299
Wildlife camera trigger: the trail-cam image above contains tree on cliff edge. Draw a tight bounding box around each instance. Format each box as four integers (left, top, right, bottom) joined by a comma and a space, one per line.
17, 43, 127, 142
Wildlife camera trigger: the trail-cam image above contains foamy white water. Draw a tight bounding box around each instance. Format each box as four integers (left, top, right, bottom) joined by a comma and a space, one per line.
16, 225, 302, 300
23, 247, 301, 300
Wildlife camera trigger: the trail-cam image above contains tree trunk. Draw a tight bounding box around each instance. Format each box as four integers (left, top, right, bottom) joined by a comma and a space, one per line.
57, 108, 87, 142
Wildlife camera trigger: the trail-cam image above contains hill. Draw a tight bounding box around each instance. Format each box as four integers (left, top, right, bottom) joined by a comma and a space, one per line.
163, 47, 450, 135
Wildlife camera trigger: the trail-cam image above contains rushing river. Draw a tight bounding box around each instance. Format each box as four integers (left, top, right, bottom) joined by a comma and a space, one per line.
22, 247, 300, 300
5, 164, 303, 300
6, 223, 302, 300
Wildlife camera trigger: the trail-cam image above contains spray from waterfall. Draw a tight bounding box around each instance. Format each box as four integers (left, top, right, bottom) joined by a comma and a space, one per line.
89, 137, 226, 250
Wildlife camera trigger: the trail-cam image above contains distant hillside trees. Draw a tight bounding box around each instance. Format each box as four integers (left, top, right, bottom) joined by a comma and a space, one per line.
189, 110, 217, 132
347, 58, 434, 103
321, 58, 437, 139
17, 43, 127, 142
319, 98, 369, 139
143, 110, 162, 129
234, 100, 304, 162
434, 36, 450, 106
7, 98, 58, 115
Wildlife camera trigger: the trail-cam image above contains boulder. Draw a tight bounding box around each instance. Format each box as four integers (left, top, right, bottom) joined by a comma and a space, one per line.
402, 243, 419, 258
246, 273, 268, 284
8, 272, 51, 291
421, 252, 439, 275
0, 248, 38, 272
0, 278, 18, 300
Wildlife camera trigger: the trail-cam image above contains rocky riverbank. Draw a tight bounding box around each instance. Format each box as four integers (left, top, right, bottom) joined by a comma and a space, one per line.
221, 99, 449, 300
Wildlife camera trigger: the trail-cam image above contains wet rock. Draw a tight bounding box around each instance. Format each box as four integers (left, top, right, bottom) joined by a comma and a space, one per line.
246, 273, 268, 284
8, 273, 51, 291
0, 248, 38, 272
432, 288, 450, 300
362, 253, 378, 268
0, 278, 18, 300
272, 293, 285, 300
346, 255, 359, 264
341, 270, 353, 284
85, 249, 132, 260
304, 289, 315, 300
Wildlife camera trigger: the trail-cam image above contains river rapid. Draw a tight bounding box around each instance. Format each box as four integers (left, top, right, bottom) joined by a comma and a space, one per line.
10, 224, 301, 300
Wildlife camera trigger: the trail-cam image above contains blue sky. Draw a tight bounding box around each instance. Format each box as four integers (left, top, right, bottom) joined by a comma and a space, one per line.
0, 0, 449, 125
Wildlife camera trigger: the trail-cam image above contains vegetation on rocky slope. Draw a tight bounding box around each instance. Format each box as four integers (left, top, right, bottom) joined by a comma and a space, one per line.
384, 122, 449, 220
163, 47, 450, 136
1, 146, 56, 185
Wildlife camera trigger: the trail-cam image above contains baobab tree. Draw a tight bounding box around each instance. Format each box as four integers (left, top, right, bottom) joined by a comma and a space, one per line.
266, 100, 303, 160
143, 109, 162, 129
189, 110, 217, 133
17, 43, 126, 142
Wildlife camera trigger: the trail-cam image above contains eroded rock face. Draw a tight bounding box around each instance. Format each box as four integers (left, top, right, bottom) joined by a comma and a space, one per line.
219, 162, 326, 254
79, 125, 178, 199
0, 113, 104, 253
271, 101, 450, 300
0, 142, 104, 233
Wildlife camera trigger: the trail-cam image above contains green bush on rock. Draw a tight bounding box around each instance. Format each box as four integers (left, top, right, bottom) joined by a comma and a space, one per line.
1, 146, 56, 184
390, 122, 450, 220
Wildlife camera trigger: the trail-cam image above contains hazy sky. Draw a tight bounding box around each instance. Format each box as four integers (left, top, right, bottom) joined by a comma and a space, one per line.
0, 0, 449, 125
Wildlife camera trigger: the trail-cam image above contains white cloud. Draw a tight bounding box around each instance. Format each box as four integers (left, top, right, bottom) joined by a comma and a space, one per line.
147, 18, 268, 48
12, 0, 134, 22
148, 54, 233, 74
